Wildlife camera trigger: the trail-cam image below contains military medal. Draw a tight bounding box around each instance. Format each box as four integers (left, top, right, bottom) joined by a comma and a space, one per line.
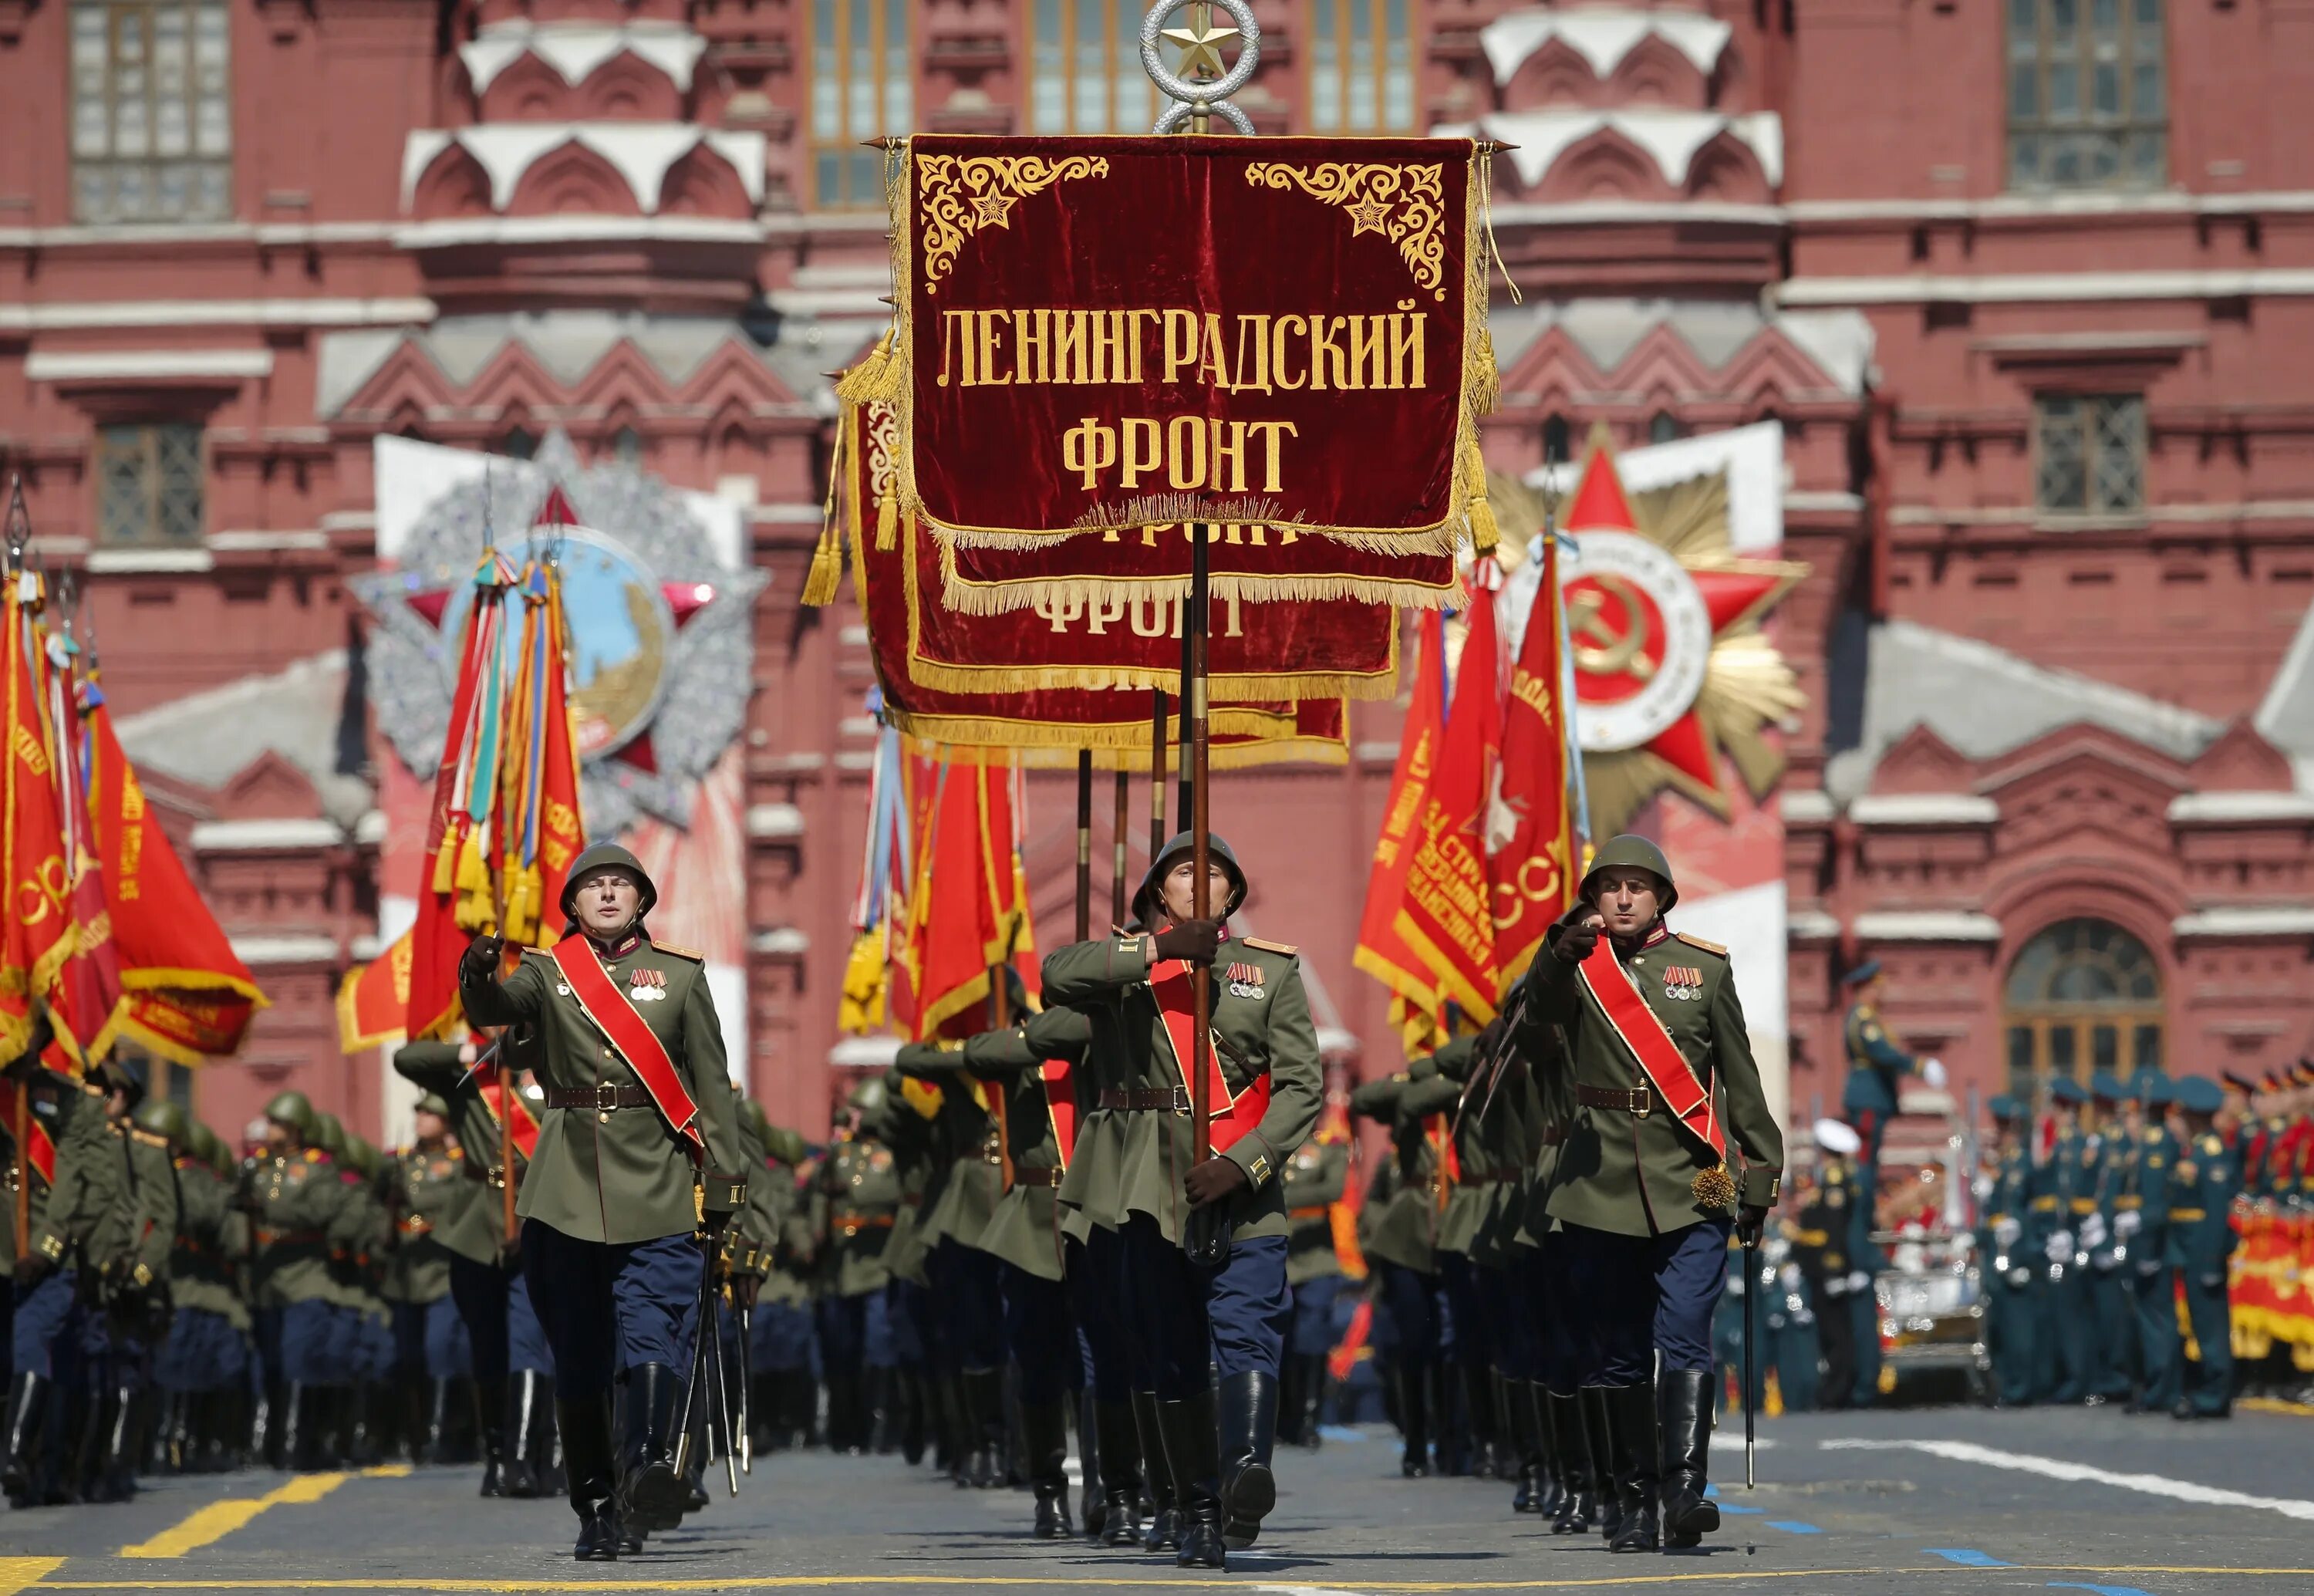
1226, 960, 1264, 1000
629, 967, 668, 1002
1663, 966, 1702, 1001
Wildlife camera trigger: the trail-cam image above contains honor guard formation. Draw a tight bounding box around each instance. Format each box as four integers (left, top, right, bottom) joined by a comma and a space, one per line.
2, 831, 2306, 1563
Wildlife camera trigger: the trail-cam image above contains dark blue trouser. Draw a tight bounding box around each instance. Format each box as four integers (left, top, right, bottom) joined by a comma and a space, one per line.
1067, 1234, 1132, 1402
817, 1289, 896, 1381
1000, 1263, 1083, 1405
1116, 1213, 1289, 1401
1562, 1219, 1732, 1385
2132, 1261, 2181, 1411
520, 1220, 701, 1401
255, 1298, 340, 1385
11, 1271, 79, 1378
2181, 1263, 2233, 1415
751, 1303, 815, 1373
1290, 1274, 1343, 1359
1439, 1252, 1492, 1375
394, 1297, 473, 1380
1378, 1263, 1441, 1375
1524, 1230, 1581, 1394
450, 1254, 553, 1385
923, 1240, 1006, 1373
157, 1307, 248, 1393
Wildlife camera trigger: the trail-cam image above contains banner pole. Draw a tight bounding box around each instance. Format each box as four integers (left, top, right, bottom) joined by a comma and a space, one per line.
1189, 521, 1213, 1169
1075, 749, 1093, 944
1176, 562, 1195, 832
1149, 689, 1167, 863
1111, 768, 1130, 930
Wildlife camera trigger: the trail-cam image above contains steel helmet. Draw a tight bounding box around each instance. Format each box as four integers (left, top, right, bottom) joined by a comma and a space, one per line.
1133, 830, 1249, 925
560, 842, 657, 924
263, 1090, 318, 1139
1577, 833, 1678, 915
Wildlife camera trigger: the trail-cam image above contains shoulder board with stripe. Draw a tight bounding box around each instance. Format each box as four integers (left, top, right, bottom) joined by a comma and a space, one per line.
130, 1128, 170, 1149
1241, 936, 1298, 957
650, 942, 705, 963
1674, 933, 1728, 957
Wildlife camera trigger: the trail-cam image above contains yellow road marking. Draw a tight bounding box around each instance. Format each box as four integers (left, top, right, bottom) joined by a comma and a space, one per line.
37, 1568, 2314, 1593
2239, 1397, 2314, 1419
116, 1472, 351, 1559
363, 1464, 415, 1478
0, 1561, 64, 1596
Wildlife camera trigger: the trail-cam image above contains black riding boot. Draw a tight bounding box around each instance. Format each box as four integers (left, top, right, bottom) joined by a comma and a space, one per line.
1580, 1387, 1616, 1539
1218, 1370, 1278, 1550
1397, 1362, 1431, 1477
1133, 1391, 1180, 1551
1465, 1365, 1499, 1480
2, 1371, 49, 1503
1547, 1391, 1594, 1532
1509, 1377, 1541, 1513
865, 1365, 894, 1454
420, 1378, 452, 1465
1300, 1353, 1331, 1448
1276, 1357, 1304, 1449
963, 1368, 1005, 1489
1159, 1388, 1226, 1570
1093, 1396, 1144, 1546
1528, 1381, 1563, 1517
505, 1372, 547, 1498
896, 1367, 926, 1463
1022, 1399, 1072, 1538
475, 1378, 509, 1497
1658, 1368, 1719, 1548
1603, 1382, 1660, 1553
619, 1363, 686, 1532
558, 1394, 620, 1561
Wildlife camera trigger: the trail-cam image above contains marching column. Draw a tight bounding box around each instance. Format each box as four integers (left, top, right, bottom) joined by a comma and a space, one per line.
1511, 836, 1783, 1555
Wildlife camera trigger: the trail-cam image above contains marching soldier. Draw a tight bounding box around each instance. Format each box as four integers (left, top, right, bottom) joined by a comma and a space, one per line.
2083, 1074, 2138, 1403
1396, 1038, 1484, 1477
1348, 1054, 1447, 1480
1511, 835, 1783, 1555
394, 1034, 557, 1498
150, 1108, 251, 1473
241, 1092, 364, 1469
1837, 961, 1945, 1176
2167, 1076, 2239, 1419
816, 1074, 902, 1458
1043, 831, 1321, 1571
2115, 1070, 2180, 1413
1277, 1120, 1349, 1453
2043, 1078, 2100, 1405
739, 1114, 819, 1454
1793, 1119, 1862, 1408
1977, 1095, 2040, 1406
458, 841, 751, 1562
383, 1094, 474, 1462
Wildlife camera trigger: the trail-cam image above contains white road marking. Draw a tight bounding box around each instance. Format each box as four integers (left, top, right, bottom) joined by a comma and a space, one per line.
1822, 1438, 2314, 1522
1708, 1431, 1776, 1452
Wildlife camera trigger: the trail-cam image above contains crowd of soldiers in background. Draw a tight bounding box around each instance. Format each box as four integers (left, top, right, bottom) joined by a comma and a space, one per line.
1, 1021, 2307, 1519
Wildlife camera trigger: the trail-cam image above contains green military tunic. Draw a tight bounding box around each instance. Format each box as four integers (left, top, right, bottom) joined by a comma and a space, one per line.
170, 1152, 249, 1331
383, 1138, 467, 1305
1044, 931, 1323, 1247
1349, 1059, 1445, 1275
819, 1129, 905, 1299
1517, 924, 1783, 1237
899, 1007, 1094, 1281
242, 1146, 364, 1308
123, 1124, 180, 1290
1281, 1137, 1348, 1287
391, 1040, 529, 1263
873, 1081, 939, 1288
461, 936, 747, 1244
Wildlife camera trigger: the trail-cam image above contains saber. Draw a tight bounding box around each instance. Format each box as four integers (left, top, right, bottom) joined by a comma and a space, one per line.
671, 1237, 716, 1477
737, 1303, 754, 1476
707, 1287, 739, 1496
1742, 1235, 1759, 1490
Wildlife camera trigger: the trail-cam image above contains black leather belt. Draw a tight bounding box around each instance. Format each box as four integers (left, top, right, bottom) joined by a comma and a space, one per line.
1011, 1166, 1064, 1188
545, 1085, 653, 1111
1576, 1084, 1656, 1115
1100, 1087, 1191, 1114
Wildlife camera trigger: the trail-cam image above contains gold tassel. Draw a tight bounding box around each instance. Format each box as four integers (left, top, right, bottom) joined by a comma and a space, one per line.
451, 829, 497, 933
1462, 434, 1499, 553
834, 331, 904, 407
1691, 1162, 1738, 1213
1473, 329, 1502, 416
875, 491, 899, 552
801, 528, 843, 606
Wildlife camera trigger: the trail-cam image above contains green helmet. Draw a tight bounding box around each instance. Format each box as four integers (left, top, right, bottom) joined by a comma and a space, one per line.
741, 1097, 771, 1142
845, 1074, 889, 1117
312, 1112, 347, 1160
133, 1098, 190, 1147
345, 1135, 380, 1178
1578, 833, 1678, 915
194, 1123, 231, 1173
765, 1125, 811, 1166
414, 1093, 451, 1120
264, 1090, 317, 1139
1134, 830, 1249, 924
559, 842, 657, 925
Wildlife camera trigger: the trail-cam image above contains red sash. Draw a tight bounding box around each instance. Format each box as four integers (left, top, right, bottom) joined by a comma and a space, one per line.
0, 1081, 55, 1185
1148, 958, 1271, 1155
1040, 1057, 1078, 1169
477, 1078, 541, 1162
1576, 936, 1726, 1164
548, 940, 703, 1152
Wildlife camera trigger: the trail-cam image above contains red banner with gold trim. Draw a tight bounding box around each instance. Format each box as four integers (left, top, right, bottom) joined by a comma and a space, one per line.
845, 136, 1496, 556
1, 576, 79, 1064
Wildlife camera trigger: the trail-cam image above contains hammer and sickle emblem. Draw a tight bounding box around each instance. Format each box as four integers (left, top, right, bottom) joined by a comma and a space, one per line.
1568, 574, 1655, 683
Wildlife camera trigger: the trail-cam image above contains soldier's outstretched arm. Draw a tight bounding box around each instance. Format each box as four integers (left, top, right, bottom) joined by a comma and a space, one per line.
1398, 1073, 1463, 1122
392, 1040, 471, 1097
1220, 965, 1322, 1191
1850, 1010, 1918, 1075
1711, 966, 1785, 1207
132, 1142, 178, 1286
1348, 1075, 1407, 1122
458, 945, 546, 1028
680, 973, 749, 1217
1040, 934, 1152, 1006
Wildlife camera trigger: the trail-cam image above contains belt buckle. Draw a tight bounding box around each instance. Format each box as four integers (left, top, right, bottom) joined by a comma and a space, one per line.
1631, 1091, 1651, 1119
1170, 1085, 1192, 1118
596, 1082, 620, 1122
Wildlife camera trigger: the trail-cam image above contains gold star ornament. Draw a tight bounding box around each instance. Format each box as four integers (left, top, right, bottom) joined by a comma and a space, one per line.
1344, 194, 1393, 236
1162, 2, 1240, 82
972, 191, 1014, 228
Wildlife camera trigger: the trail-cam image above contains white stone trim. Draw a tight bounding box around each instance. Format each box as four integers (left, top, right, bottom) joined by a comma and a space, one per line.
1479, 8, 1732, 85
829, 1035, 901, 1068
395, 216, 763, 250
230, 933, 342, 966
26, 348, 272, 381
1485, 200, 1784, 230
0, 221, 398, 248
746, 802, 805, 840
2167, 791, 2314, 823
2173, 906, 2314, 937
1786, 189, 2314, 224
1447, 110, 1783, 190
1786, 909, 1843, 942
460, 20, 708, 95
192, 818, 345, 852
1785, 491, 1867, 514
349, 933, 386, 962
1853, 911, 2004, 943
401, 124, 766, 214
1850, 794, 2000, 825
207, 531, 332, 553
86, 548, 214, 575
0, 298, 433, 332
1316, 1024, 1361, 1059
352, 809, 390, 845
1779, 268, 2314, 307
751, 928, 810, 956
1779, 788, 1838, 824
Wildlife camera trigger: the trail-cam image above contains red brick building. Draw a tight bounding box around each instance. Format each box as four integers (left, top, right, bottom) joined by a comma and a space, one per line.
1, 1, 2307, 1139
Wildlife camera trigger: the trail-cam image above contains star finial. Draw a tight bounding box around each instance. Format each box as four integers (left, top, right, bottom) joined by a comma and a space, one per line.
1162, 1, 1240, 82
1344, 194, 1393, 236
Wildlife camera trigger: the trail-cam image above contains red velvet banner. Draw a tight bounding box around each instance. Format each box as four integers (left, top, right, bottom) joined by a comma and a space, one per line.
848, 136, 1493, 555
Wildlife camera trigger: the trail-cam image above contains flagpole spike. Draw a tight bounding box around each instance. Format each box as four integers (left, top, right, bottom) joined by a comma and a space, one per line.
3, 474, 29, 575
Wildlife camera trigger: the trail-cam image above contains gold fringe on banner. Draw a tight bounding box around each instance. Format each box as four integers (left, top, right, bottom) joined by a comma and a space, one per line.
833, 329, 902, 408
801, 400, 850, 607
929, 528, 1464, 616
1462, 434, 1499, 555
882, 712, 1351, 771
875, 490, 899, 552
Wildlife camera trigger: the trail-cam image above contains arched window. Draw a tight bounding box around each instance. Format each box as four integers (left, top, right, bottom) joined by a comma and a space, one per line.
1649, 410, 1685, 444
501, 427, 538, 461
2002, 917, 2164, 1094
1541, 414, 1571, 465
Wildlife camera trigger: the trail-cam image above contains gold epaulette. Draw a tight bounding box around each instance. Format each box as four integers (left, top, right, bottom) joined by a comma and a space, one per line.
651, 942, 705, 963
130, 1128, 169, 1149
1674, 932, 1728, 957
1242, 936, 1298, 957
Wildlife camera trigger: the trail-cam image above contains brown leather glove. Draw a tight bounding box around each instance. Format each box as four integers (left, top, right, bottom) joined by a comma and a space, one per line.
461, 933, 508, 984
1150, 919, 1223, 967
1550, 906, 1605, 965
1184, 1155, 1249, 1210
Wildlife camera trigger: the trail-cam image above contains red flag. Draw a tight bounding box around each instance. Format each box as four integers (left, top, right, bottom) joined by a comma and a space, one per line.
336, 927, 412, 1054
1487, 533, 1577, 990
40, 636, 119, 1064
498, 559, 586, 948
905, 758, 1034, 1041
1353, 612, 1448, 1048
1, 576, 79, 1064
1393, 569, 1504, 1023
83, 681, 265, 1064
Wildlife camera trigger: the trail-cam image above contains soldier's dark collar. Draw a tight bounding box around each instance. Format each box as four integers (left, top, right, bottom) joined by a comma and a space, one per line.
1611, 921, 1672, 957
587, 929, 645, 960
